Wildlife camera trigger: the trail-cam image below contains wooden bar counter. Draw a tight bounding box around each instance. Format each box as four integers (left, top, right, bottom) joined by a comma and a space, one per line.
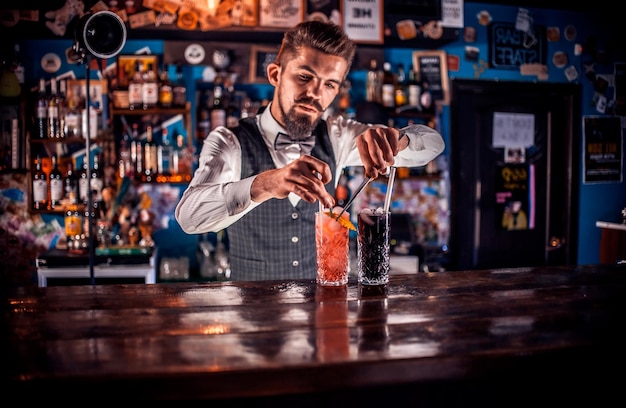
2, 264, 625, 405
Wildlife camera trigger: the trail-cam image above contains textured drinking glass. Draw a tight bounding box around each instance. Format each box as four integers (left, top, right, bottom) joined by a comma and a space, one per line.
357, 209, 391, 285
315, 210, 350, 286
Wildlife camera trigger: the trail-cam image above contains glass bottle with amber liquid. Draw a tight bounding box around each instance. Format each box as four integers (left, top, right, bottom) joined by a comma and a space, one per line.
32, 155, 48, 210
64, 190, 84, 252
49, 154, 64, 209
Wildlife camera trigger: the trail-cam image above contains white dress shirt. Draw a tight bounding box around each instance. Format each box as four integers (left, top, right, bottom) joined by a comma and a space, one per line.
175, 103, 445, 234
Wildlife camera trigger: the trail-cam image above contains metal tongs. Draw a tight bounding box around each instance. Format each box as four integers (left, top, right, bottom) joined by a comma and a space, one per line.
333, 128, 407, 222
333, 175, 373, 221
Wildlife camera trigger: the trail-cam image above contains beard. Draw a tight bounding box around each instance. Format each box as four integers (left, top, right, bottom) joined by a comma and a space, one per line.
279, 97, 323, 139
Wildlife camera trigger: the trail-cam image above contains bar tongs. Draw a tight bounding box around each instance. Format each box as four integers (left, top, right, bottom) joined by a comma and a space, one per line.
333, 175, 373, 221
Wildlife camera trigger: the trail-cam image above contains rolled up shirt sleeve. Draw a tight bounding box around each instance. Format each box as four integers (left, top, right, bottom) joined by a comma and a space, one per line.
395, 123, 446, 167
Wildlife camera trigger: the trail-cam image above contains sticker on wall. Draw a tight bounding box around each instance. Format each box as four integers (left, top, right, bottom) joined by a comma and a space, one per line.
564, 65, 579, 82
463, 26, 476, 43
465, 46, 479, 61
505, 146, 526, 164
552, 51, 568, 68
546, 27, 560, 42
477, 10, 491, 26
564, 25, 577, 41
41, 52, 61, 73
447, 54, 460, 71
184, 43, 206, 65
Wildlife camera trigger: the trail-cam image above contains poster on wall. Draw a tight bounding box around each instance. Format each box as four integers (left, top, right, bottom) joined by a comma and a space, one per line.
495, 164, 534, 231
583, 116, 623, 183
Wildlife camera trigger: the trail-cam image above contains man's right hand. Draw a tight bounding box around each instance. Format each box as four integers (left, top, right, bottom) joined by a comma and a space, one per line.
250, 155, 335, 207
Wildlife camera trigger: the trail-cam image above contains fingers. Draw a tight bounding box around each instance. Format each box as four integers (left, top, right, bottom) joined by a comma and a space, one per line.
357, 127, 402, 178
251, 156, 335, 207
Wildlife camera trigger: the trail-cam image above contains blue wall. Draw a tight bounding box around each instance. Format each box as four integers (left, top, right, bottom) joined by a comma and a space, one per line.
23, 3, 625, 267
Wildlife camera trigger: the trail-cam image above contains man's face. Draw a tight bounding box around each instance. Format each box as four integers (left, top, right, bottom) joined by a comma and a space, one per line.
269, 46, 348, 139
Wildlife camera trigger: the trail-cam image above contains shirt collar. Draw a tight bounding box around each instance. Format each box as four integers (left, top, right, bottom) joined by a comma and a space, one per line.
259, 102, 288, 150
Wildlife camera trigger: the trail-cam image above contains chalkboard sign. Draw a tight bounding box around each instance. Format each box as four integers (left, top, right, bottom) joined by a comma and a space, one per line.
249, 45, 279, 83
488, 22, 546, 69
413, 50, 449, 104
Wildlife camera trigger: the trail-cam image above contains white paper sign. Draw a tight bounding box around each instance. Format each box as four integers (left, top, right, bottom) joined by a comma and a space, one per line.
440, 0, 464, 28
492, 112, 535, 147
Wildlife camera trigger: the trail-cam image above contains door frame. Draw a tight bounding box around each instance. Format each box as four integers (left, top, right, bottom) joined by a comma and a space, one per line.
448, 79, 580, 271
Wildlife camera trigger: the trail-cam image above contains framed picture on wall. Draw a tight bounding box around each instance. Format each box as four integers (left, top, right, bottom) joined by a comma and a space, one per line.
66, 79, 108, 109
342, 0, 384, 44
116, 54, 159, 89
249, 45, 280, 83
413, 50, 450, 105
306, 0, 342, 26
259, 0, 304, 28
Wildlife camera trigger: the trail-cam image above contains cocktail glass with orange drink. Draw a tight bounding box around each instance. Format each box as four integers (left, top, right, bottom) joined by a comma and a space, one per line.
315, 206, 354, 286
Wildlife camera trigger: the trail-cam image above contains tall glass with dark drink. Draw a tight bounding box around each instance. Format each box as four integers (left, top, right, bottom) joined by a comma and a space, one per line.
357, 208, 390, 285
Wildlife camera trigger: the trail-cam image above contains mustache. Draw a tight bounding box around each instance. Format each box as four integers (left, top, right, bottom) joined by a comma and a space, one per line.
294, 97, 323, 112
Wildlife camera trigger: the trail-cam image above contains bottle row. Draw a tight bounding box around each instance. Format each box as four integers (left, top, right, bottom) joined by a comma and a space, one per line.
30, 122, 194, 213
117, 122, 194, 184
365, 59, 434, 114
113, 62, 187, 110
33, 77, 101, 140
31, 153, 106, 213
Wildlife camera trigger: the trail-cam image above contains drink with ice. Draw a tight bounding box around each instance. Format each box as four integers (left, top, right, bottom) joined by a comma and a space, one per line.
357, 207, 390, 285
315, 208, 350, 286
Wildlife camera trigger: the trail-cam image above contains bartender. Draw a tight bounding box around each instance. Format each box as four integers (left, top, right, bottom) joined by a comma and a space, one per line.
175, 20, 445, 280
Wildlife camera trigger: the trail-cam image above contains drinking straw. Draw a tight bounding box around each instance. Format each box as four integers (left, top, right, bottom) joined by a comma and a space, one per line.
383, 166, 397, 213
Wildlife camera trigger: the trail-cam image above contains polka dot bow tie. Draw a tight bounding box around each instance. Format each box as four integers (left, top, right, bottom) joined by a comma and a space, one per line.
274, 132, 316, 154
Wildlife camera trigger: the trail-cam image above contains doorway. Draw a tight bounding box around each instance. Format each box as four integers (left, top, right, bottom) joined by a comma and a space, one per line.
448, 79, 580, 271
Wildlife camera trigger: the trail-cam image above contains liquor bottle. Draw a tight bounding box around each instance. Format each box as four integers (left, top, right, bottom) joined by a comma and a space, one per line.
49, 154, 64, 209
172, 64, 187, 107
32, 155, 48, 210
143, 125, 158, 182
157, 126, 172, 177
118, 124, 132, 179
90, 154, 105, 222
407, 69, 422, 110
64, 97, 82, 138
394, 64, 408, 109
128, 61, 143, 110
90, 153, 104, 203
47, 78, 61, 138
381, 62, 396, 109
196, 89, 211, 141
12, 43, 25, 89
420, 78, 434, 114
158, 67, 173, 108
64, 191, 84, 252
78, 155, 89, 205
142, 62, 158, 109
130, 123, 143, 179
35, 78, 48, 139
57, 79, 68, 138
174, 134, 192, 178
64, 160, 79, 202
365, 59, 381, 103
210, 83, 226, 130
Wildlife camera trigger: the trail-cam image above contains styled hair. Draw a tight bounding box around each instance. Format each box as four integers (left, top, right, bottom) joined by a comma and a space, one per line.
275, 20, 357, 78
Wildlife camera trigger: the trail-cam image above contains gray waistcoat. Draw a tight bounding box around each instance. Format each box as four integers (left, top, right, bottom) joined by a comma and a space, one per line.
227, 117, 337, 281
